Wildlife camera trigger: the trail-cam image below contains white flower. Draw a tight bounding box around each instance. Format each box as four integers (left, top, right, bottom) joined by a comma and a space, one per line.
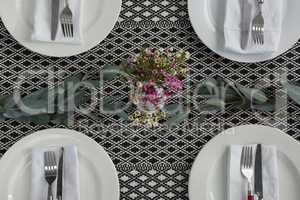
185, 51, 191, 59
137, 82, 143, 88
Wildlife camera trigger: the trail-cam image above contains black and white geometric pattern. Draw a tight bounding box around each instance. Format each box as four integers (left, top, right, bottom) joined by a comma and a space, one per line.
1, 0, 300, 199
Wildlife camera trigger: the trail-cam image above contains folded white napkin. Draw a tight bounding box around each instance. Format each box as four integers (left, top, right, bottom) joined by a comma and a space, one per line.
32, 0, 82, 44
224, 0, 283, 54
31, 146, 80, 200
228, 145, 279, 200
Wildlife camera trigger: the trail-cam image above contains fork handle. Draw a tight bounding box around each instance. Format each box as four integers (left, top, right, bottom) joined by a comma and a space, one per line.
247, 182, 254, 200
248, 195, 255, 200
47, 185, 53, 200
247, 189, 254, 200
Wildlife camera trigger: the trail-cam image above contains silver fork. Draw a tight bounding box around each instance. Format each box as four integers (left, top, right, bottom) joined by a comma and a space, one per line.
252, 0, 264, 45
44, 151, 58, 200
60, 0, 74, 38
241, 146, 255, 200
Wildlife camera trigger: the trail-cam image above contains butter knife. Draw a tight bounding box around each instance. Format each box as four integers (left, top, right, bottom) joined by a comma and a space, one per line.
56, 147, 64, 200
254, 144, 263, 200
51, 0, 60, 41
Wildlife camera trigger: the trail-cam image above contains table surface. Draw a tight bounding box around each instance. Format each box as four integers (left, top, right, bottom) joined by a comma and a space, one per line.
0, 0, 300, 199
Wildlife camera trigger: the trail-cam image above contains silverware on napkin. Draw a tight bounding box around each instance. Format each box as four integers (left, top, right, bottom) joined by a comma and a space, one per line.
254, 144, 263, 200
57, 147, 64, 200
51, 0, 60, 40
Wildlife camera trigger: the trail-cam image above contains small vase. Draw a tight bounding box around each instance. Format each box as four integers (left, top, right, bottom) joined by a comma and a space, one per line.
130, 82, 167, 114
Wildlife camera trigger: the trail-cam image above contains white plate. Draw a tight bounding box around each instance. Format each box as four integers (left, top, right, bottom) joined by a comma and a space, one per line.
0, 0, 121, 57
189, 125, 300, 200
188, 0, 300, 63
0, 128, 119, 200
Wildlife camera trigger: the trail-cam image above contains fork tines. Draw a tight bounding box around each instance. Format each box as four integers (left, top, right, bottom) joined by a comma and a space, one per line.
252, 0, 264, 45
252, 23, 264, 45
60, 3, 74, 38
241, 146, 253, 168
44, 151, 58, 179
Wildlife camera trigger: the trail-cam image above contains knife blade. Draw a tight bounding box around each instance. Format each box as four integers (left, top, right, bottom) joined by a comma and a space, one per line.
51, 0, 60, 41
57, 147, 64, 200
254, 144, 263, 200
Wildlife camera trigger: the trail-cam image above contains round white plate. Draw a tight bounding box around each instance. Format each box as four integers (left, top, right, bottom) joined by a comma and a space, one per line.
0, 128, 119, 200
189, 125, 300, 200
188, 0, 300, 63
0, 0, 121, 57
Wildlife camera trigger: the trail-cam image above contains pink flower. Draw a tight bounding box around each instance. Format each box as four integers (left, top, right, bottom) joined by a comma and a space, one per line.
145, 48, 155, 56
163, 90, 170, 97
142, 82, 157, 95
171, 62, 177, 68
139, 81, 166, 107
163, 73, 183, 92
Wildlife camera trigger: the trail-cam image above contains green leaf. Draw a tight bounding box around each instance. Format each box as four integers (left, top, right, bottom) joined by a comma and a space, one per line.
64, 73, 84, 86
224, 87, 241, 102
0, 95, 10, 112
103, 99, 125, 112
4, 109, 30, 119
101, 64, 127, 81
103, 99, 131, 121
0, 113, 7, 121
222, 78, 243, 98
29, 114, 51, 124
236, 84, 268, 103
21, 88, 50, 115
56, 90, 89, 113
5, 88, 48, 115
164, 103, 183, 113
230, 101, 251, 110
59, 74, 85, 99
165, 110, 190, 128
207, 98, 225, 107
252, 103, 275, 112
50, 114, 69, 126
199, 98, 226, 112
84, 80, 103, 88
117, 110, 130, 121
284, 83, 300, 105
73, 90, 90, 106
198, 78, 218, 96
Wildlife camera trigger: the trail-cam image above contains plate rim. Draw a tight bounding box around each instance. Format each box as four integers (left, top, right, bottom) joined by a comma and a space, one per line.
188, 124, 300, 200
0, 0, 122, 57
0, 128, 120, 200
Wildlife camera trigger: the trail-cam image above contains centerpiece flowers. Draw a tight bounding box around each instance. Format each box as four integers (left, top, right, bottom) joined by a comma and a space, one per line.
123, 48, 190, 127
0, 46, 293, 127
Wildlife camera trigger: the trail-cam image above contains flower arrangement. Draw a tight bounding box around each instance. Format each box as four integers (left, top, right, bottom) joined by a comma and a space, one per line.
123, 48, 190, 127
0, 47, 284, 128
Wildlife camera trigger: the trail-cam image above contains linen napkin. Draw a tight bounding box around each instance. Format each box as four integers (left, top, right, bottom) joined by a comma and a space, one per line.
224, 0, 283, 54
31, 146, 80, 200
31, 0, 82, 44
227, 145, 279, 200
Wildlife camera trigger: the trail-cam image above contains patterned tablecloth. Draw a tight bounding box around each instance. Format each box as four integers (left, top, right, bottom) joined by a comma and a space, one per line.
0, 0, 300, 199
